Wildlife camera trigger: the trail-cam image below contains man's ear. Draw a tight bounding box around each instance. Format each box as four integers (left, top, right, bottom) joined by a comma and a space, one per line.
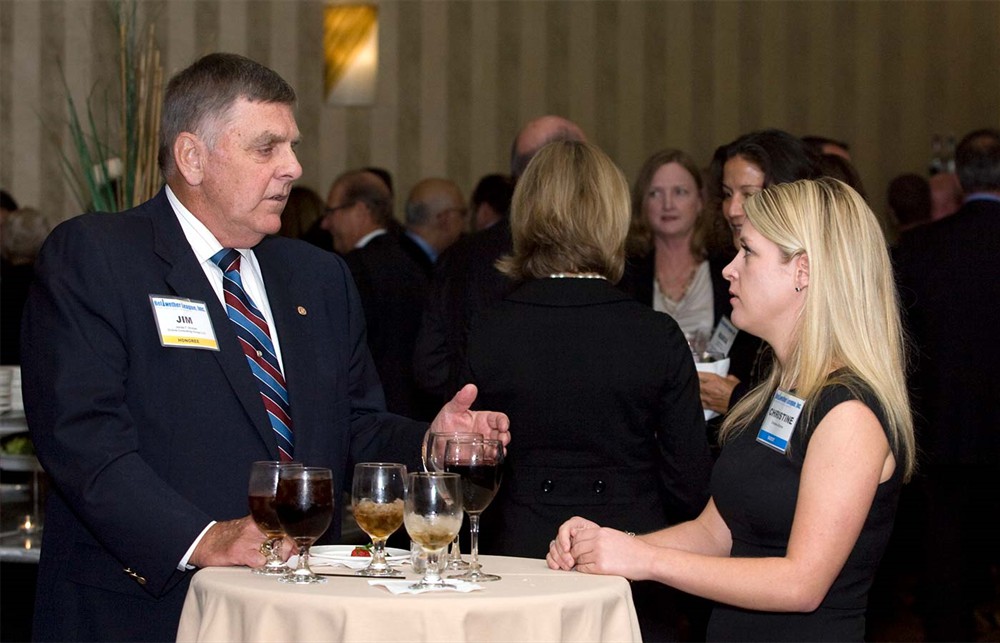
173, 133, 205, 186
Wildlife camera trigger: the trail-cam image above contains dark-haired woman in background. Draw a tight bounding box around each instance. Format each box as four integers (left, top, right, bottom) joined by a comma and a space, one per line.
699, 129, 819, 419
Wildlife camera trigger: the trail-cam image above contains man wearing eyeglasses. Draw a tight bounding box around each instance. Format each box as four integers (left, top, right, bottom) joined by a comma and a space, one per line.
320, 169, 437, 420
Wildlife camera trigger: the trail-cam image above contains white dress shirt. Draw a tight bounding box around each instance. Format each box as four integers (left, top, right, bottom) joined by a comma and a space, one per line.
165, 185, 286, 570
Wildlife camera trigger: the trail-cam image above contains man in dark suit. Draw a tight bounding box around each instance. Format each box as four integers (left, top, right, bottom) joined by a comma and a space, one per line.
412, 116, 586, 401
321, 169, 437, 420
894, 128, 1000, 641
21, 53, 508, 642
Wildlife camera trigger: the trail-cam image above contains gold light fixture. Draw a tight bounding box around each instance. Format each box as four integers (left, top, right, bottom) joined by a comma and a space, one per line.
324, 4, 379, 106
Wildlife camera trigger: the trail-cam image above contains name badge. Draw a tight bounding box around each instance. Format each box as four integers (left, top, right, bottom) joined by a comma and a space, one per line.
707, 316, 738, 357
149, 296, 219, 351
756, 389, 805, 454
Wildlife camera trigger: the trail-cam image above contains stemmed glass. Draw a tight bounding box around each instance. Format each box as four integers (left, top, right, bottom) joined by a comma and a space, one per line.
275, 466, 334, 584
443, 437, 504, 582
351, 462, 407, 577
423, 431, 481, 570
248, 461, 302, 576
403, 472, 464, 590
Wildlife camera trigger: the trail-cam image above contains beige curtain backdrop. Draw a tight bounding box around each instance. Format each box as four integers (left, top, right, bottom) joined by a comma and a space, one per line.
1, 0, 999, 223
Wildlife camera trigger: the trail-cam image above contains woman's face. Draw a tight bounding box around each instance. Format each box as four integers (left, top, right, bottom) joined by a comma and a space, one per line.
644, 162, 703, 242
721, 155, 766, 245
722, 218, 803, 352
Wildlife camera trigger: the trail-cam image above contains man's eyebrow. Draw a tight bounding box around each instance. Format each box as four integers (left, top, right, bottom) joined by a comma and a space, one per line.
247, 131, 290, 147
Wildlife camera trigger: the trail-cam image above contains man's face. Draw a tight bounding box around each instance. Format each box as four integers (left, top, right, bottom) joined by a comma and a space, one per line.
196, 98, 302, 248
436, 187, 468, 247
322, 182, 362, 254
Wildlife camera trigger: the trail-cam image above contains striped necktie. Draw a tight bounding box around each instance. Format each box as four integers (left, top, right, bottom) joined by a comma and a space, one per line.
211, 248, 294, 462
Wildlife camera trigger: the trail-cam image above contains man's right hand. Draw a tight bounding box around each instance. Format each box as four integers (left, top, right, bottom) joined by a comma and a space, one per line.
189, 516, 273, 568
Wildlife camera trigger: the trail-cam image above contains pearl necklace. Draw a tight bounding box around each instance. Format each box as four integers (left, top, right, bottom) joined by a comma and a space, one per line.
547, 272, 606, 280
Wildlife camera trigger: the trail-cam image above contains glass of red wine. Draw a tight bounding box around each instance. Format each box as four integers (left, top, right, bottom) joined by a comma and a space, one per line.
248, 460, 302, 576
275, 466, 334, 584
351, 462, 407, 577
443, 437, 504, 582
423, 431, 482, 570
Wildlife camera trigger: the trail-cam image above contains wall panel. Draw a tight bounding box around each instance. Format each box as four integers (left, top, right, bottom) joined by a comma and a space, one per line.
1, 0, 998, 223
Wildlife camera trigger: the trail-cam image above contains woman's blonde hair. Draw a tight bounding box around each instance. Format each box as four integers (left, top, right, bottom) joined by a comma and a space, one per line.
497, 140, 630, 282
720, 178, 916, 480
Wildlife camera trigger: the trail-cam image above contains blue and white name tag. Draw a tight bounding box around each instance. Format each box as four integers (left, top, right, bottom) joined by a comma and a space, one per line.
756, 389, 805, 454
707, 316, 738, 357
149, 296, 219, 351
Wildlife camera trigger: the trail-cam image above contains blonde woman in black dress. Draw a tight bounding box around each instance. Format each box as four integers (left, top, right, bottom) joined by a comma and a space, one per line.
548, 178, 916, 642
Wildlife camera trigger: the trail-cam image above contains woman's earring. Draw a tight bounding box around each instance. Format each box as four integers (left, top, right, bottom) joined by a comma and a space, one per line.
795, 286, 802, 292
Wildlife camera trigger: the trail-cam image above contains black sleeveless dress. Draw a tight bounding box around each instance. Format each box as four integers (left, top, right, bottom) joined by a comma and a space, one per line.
707, 382, 903, 641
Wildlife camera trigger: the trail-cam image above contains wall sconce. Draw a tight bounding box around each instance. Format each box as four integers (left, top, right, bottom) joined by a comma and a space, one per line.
324, 4, 379, 106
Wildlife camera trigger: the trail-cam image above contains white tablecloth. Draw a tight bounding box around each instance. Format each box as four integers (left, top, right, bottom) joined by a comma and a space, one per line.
177, 555, 641, 642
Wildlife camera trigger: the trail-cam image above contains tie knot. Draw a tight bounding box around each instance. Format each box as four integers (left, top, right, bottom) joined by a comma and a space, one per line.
211, 248, 241, 273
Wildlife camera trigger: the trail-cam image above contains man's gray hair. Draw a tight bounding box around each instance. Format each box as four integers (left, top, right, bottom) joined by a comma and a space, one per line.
158, 53, 296, 179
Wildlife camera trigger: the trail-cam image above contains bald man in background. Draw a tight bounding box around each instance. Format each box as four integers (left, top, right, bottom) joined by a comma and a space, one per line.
399, 178, 467, 274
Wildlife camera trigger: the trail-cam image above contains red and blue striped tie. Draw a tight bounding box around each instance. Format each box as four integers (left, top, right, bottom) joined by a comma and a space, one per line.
212, 249, 294, 462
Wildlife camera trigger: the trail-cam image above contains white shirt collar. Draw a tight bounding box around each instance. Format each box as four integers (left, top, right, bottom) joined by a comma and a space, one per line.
355, 228, 388, 249
165, 185, 253, 265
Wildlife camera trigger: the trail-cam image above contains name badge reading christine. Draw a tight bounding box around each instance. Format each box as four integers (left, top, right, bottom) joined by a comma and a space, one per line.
149, 296, 219, 351
756, 389, 806, 454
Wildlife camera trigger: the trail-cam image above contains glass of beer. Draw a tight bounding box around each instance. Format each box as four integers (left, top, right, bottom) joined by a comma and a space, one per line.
351, 463, 407, 577
403, 472, 463, 590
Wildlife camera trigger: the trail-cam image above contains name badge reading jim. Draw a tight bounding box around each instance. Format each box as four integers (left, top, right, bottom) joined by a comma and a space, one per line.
756, 389, 805, 454
149, 296, 219, 351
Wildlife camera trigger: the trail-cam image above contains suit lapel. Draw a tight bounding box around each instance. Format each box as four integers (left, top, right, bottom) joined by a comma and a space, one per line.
149, 192, 278, 458
254, 238, 319, 459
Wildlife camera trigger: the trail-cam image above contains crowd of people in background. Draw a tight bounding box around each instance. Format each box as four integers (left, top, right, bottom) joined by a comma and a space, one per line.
3, 50, 998, 643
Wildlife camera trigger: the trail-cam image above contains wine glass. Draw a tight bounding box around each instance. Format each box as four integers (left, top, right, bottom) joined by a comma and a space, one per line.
248, 461, 303, 576
275, 466, 334, 584
351, 462, 407, 577
403, 472, 464, 590
443, 437, 504, 582
423, 431, 482, 570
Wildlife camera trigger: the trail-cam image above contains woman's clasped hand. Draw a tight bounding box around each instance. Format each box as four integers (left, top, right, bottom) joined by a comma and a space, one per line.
547, 518, 651, 578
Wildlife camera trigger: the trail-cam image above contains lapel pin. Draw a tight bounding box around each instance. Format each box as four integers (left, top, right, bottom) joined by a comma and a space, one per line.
297, 306, 308, 316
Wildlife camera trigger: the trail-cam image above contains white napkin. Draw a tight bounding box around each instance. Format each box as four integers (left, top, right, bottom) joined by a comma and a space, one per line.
368, 579, 482, 595
695, 357, 731, 421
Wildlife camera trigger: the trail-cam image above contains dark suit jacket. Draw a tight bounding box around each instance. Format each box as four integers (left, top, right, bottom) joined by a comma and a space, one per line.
397, 230, 435, 277
893, 197, 1000, 467
465, 278, 712, 559
344, 232, 437, 420
616, 251, 766, 410
21, 189, 426, 642
413, 219, 513, 401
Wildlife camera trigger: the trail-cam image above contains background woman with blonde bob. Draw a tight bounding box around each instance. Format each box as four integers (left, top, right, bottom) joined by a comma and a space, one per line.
548, 177, 915, 642
468, 140, 711, 640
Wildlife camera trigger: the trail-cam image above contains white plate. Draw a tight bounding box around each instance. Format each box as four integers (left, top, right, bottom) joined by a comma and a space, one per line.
310, 544, 409, 562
